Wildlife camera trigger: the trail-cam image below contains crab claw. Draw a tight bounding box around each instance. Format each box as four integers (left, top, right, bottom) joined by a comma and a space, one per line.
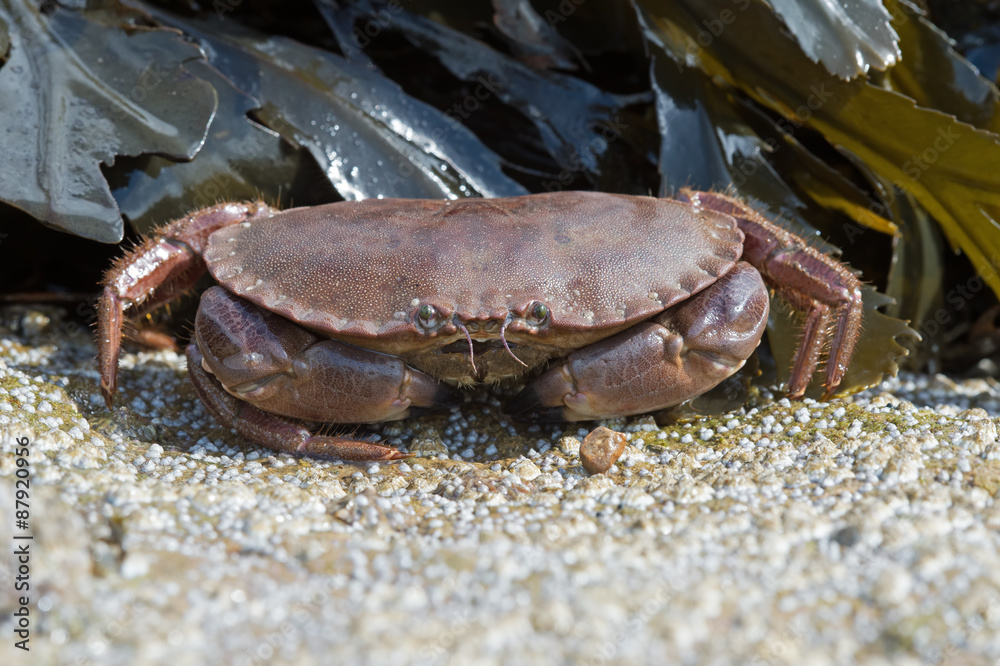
506, 262, 769, 422
194, 286, 461, 424
503, 386, 566, 423
186, 342, 416, 462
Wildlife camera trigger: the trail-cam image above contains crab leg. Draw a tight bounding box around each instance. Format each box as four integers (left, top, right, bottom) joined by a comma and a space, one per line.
507, 262, 769, 421
98, 202, 281, 408
679, 189, 863, 398
186, 344, 412, 461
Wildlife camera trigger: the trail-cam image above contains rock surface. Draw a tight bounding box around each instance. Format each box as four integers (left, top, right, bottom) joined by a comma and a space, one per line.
1, 307, 999, 664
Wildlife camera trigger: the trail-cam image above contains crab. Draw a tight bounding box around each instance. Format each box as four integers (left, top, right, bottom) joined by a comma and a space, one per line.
97, 190, 862, 461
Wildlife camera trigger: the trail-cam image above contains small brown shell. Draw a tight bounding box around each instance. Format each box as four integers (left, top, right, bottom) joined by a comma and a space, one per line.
203, 192, 743, 351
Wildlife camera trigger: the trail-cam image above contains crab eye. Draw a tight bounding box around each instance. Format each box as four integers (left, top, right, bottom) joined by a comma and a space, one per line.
417, 304, 438, 327
528, 302, 549, 324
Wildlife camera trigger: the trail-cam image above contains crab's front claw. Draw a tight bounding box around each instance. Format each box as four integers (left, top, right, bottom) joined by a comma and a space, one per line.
507, 262, 769, 422
186, 343, 415, 461
195, 286, 458, 423
185, 287, 461, 461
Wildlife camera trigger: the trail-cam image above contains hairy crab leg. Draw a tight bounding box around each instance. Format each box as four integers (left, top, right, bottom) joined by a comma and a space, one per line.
186, 344, 413, 461
680, 189, 863, 398
98, 202, 281, 408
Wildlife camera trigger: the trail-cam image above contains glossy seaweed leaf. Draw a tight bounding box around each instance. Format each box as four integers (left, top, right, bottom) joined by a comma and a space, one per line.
765, 0, 900, 79
144, 4, 527, 201
650, 57, 736, 193
315, 0, 645, 188
107, 60, 304, 236
637, 0, 1000, 303
881, 190, 948, 363
650, 54, 822, 239
885, 0, 1000, 134
0, 0, 217, 243
645, 6, 847, 228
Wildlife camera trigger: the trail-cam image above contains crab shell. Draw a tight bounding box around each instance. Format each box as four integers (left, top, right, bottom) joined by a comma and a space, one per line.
201, 192, 749, 385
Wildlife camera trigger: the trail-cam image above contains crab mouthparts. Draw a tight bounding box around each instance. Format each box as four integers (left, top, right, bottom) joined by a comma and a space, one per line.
456, 318, 529, 379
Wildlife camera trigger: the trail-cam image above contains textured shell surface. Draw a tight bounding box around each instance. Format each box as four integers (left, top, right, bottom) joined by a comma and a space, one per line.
203, 192, 744, 345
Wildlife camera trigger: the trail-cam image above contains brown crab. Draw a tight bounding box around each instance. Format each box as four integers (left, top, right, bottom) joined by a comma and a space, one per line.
97, 190, 862, 461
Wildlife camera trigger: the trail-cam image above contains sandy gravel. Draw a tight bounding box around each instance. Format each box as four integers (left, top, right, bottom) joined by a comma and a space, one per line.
0, 305, 999, 665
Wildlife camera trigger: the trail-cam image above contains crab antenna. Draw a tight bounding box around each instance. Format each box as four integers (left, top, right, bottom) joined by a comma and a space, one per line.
456, 321, 477, 374
500, 319, 529, 368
